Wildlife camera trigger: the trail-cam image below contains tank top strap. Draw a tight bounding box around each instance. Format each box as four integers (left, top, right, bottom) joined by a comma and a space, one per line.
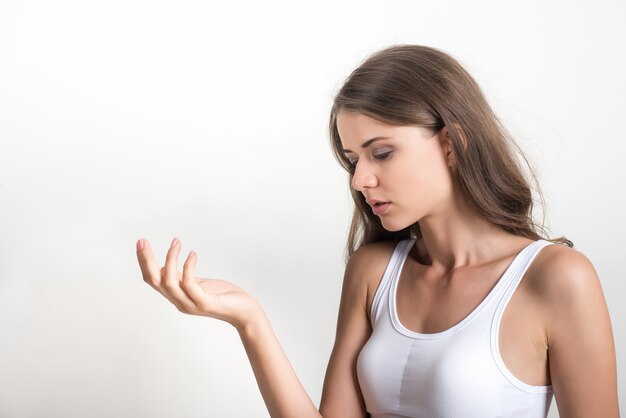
493, 239, 554, 313
490, 239, 555, 393
370, 238, 417, 325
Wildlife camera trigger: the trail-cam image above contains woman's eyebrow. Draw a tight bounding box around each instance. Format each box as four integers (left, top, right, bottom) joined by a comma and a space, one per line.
342, 136, 393, 153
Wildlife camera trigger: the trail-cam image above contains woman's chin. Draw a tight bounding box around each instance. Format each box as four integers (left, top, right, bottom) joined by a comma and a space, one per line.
379, 218, 410, 232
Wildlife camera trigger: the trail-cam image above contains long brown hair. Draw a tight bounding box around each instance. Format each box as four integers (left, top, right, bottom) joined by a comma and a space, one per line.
328, 44, 573, 263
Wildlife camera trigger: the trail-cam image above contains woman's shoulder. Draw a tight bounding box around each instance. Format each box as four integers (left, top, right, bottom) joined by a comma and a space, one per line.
528, 242, 604, 314
347, 239, 408, 318
529, 242, 598, 287
348, 239, 406, 275
529, 242, 618, 414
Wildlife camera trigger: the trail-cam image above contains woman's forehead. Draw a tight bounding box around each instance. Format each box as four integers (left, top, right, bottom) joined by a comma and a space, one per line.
337, 111, 436, 152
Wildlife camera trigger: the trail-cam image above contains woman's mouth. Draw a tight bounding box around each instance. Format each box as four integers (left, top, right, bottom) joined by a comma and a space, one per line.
372, 202, 391, 215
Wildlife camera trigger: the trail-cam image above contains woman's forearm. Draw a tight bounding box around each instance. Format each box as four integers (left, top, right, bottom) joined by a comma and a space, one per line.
136, 238, 322, 417
237, 307, 322, 418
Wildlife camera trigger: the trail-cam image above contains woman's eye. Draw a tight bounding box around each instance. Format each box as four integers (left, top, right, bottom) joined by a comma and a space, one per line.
347, 151, 392, 167
374, 151, 392, 161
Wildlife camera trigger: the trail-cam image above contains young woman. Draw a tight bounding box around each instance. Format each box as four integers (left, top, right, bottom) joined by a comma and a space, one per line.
135, 44, 619, 417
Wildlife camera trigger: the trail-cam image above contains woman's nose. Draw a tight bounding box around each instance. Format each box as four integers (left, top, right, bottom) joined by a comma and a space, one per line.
351, 163, 378, 191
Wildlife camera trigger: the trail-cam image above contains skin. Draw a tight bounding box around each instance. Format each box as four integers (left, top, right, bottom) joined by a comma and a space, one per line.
136, 110, 620, 418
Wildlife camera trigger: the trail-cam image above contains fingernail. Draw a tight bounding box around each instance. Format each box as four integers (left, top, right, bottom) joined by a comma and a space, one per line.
171, 237, 178, 248
137, 239, 144, 251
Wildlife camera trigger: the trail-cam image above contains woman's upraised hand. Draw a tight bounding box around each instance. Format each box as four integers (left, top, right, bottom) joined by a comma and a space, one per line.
136, 237, 260, 331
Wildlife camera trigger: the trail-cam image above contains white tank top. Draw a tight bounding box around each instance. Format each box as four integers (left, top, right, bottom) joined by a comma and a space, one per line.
356, 238, 555, 418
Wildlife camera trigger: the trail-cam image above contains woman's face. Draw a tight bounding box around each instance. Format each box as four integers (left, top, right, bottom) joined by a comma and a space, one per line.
336, 110, 456, 231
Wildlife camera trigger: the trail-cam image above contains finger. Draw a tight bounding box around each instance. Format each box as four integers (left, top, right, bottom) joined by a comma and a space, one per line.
137, 239, 174, 303
161, 238, 197, 312
137, 238, 194, 312
180, 251, 208, 309
163, 237, 181, 287
136, 238, 163, 289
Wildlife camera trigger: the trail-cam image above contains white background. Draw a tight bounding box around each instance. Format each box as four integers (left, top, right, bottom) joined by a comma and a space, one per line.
1, 0, 624, 417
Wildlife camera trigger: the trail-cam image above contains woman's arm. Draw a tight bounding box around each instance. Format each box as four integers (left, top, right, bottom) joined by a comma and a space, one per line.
237, 310, 322, 418
537, 245, 620, 417
136, 237, 320, 418
319, 243, 391, 418
221, 240, 383, 418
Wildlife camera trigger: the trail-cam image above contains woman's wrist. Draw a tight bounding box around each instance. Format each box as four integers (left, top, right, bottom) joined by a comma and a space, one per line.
233, 300, 267, 336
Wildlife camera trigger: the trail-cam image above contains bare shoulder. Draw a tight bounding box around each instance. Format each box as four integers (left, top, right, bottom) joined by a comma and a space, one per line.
346, 240, 402, 322
527, 242, 611, 345
528, 243, 619, 415
348, 240, 399, 269
527, 243, 603, 305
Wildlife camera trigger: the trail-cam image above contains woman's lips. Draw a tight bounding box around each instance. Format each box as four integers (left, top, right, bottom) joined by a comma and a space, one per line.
372, 202, 391, 215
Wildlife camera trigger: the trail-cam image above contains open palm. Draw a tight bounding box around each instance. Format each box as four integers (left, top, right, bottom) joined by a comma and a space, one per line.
136, 237, 260, 330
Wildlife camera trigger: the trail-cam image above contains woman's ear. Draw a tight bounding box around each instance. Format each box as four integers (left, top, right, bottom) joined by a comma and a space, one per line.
441, 124, 468, 167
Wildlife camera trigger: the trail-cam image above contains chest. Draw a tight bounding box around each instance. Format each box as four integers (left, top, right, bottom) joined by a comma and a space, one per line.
368, 258, 551, 387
